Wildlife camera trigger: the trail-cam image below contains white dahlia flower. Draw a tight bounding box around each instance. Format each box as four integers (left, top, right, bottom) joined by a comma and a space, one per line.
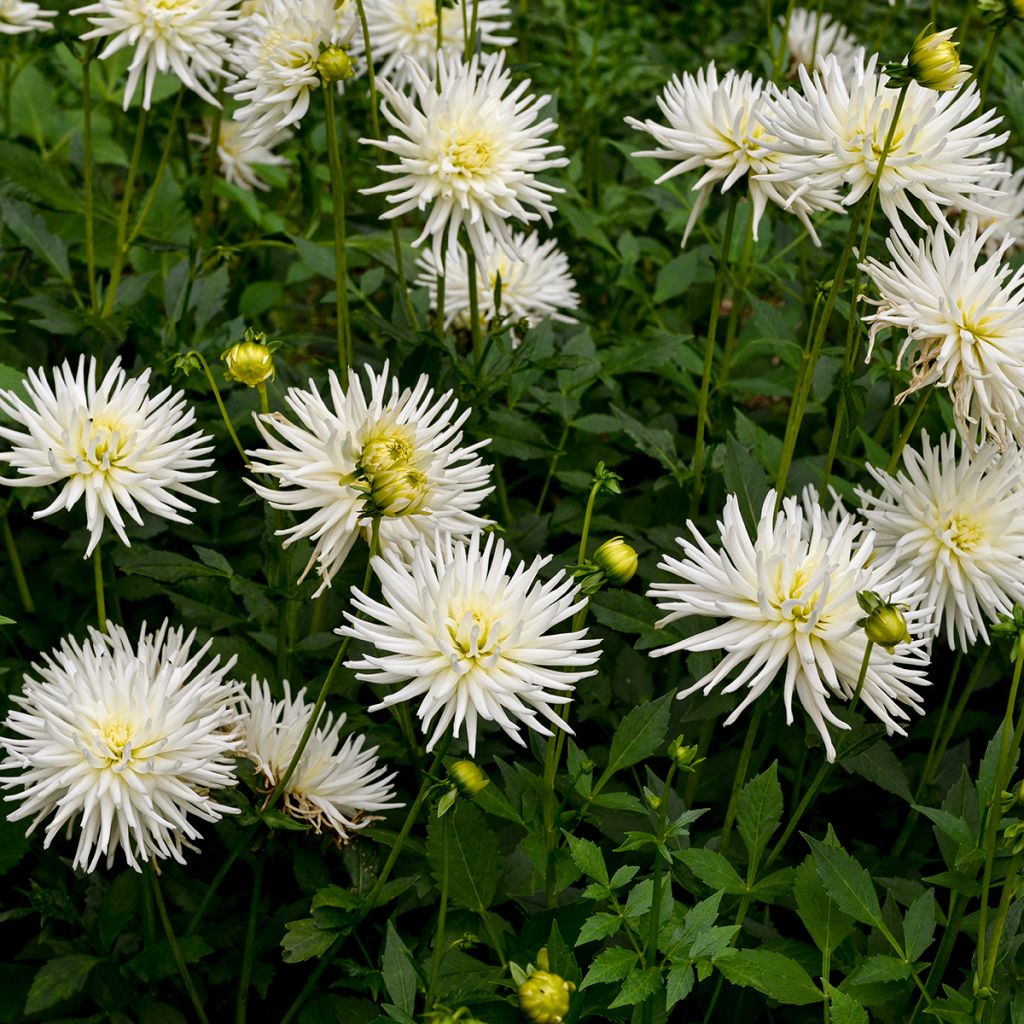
0, 0, 56, 33
858, 432, 1024, 650
355, 0, 514, 90
861, 220, 1024, 451
0, 622, 240, 872
648, 491, 933, 761
239, 679, 402, 841
246, 363, 493, 596
782, 8, 858, 75
191, 117, 291, 192
341, 532, 601, 755
758, 52, 1006, 241
415, 229, 579, 329
72, 0, 237, 110
361, 50, 568, 269
0, 358, 216, 557
625, 64, 843, 246
962, 156, 1024, 254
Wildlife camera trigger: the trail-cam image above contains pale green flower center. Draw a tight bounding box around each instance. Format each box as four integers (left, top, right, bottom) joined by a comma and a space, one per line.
81, 414, 130, 471
946, 513, 982, 551
448, 607, 499, 660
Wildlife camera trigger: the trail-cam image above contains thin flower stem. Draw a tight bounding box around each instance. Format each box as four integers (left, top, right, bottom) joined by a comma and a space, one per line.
1, 511, 34, 613
323, 86, 352, 372
772, 0, 797, 80
198, 89, 225, 252
149, 868, 212, 1024
885, 387, 932, 474
535, 422, 571, 514
692, 195, 738, 515
717, 209, 755, 390
911, 890, 967, 1021
641, 763, 677, 1024
719, 701, 764, 856
257, 382, 270, 416
467, 245, 484, 365
234, 854, 264, 1024
187, 350, 249, 465
977, 27, 999, 108
80, 42, 98, 311
185, 825, 259, 935
101, 105, 148, 317
979, 850, 1023, 1012
93, 545, 106, 631
126, 87, 185, 248
426, 811, 449, 1007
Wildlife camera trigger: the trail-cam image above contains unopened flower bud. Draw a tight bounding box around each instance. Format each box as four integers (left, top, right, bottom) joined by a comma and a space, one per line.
906, 27, 970, 91
668, 736, 704, 772
370, 465, 430, 516
857, 591, 911, 652
317, 45, 355, 83
223, 335, 275, 387
519, 970, 575, 1024
448, 760, 489, 799
593, 537, 638, 586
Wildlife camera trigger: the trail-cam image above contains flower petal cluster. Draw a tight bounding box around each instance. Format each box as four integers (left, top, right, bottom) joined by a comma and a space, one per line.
0, 357, 216, 557
758, 51, 1006, 240
858, 431, 1024, 650
246, 363, 493, 595
962, 155, 1024, 254
0, 622, 239, 872
783, 7, 858, 75
861, 220, 1024, 451
191, 117, 291, 192
341, 532, 601, 755
361, 51, 568, 268
416, 229, 579, 329
355, 0, 514, 90
239, 679, 402, 841
72, 0, 237, 110
648, 491, 933, 761
0, 0, 56, 33
625, 63, 843, 245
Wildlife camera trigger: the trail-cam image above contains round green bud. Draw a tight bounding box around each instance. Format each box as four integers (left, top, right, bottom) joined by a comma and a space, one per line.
593, 536, 638, 586
863, 603, 911, 652
223, 339, 275, 388
519, 970, 575, 1024
907, 27, 969, 91
668, 736, 703, 771
317, 46, 355, 83
448, 760, 490, 799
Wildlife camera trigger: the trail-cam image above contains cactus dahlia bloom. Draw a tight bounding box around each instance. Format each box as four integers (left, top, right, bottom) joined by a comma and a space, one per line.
782, 7, 858, 75
0, 0, 56, 33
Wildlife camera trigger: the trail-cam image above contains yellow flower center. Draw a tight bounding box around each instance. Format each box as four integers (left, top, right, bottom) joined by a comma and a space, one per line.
80, 414, 130, 471
360, 426, 417, 478
413, 0, 438, 30
100, 719, 133, 761
946, 513, 982, 551
448, 607, 500, 661
448, 134, 495, 175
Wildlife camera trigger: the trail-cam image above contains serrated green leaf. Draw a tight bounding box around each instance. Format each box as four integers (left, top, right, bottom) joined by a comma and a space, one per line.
737, 760, 783, 869
576, 912, 622, 946
808, 836, 884, 930
580, 947, 638, 989
595, 690, 674, 788
382, 921, 417, 1014
721, 433, 770, 531
903, 889, 937, 962
716, 949, 822, 1005
677, 847, 747, 894
666, 962, 695, 1009
829, 985, 869, 1024
427, 802, 499, 912
281, 920, 337, 963
563, 832, 609, 886
24, 956, 102, 1015
0, 197, 70, 282
609, 966, 661, 1008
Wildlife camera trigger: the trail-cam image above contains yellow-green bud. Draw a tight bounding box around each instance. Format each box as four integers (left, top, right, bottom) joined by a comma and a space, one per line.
668, 736, 704, 771
223, 339, 275, 388
370, 465, 431, 516
448, 760, 489, 799
593, 536, 638, 586
518, 970, 575, 1024
863, 604, 911, 651
907, 27, 970, 91
317, 45, 355, 83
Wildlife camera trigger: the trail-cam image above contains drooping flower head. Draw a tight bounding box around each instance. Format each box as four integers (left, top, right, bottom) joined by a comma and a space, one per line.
758, 51, 1006, 240
361, 50, 568, 269
416, 229, 579, 330
246, 362, 493, 595
355, 0, 514, 90
191, 117, 291, 192
72, 0, 238, 110
861, 220, 1024, 451
239, 679, 402, 841
0, 0, 56, 33
782, 7, 858, 75
625, 63, 843, 245
648, 491, 933, 761
341, 532, 602, 755
1, 622, 240, 872
858, 431, 1024, 650
0, 357, 216, 557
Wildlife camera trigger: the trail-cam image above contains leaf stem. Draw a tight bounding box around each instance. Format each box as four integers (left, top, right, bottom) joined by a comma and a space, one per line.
323, 85, 351, 372
234, 854, 263, 1024
1, 510, 34, 613
426, 811, 449, 1007
93, 544, 106, 631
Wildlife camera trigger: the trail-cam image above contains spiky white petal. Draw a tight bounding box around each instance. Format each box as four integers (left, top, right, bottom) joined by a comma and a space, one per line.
858, 431, 1024, 650
758, 52, 1007, 241
360, 51, 568, 269
782, 8, 858, 75
861, 220, 1024, 451
191, 117, 290, 191
962, 156, 1024, 254
239, 679, 402, 840
340, 532, 601, 756
246, 362, 493, 596
0, 358, 216, 557
0, 622, 240, 872
648, 491, 933, 761
416, 229, 579, 329
71, 0, 238, 110
0, 0, 56, 33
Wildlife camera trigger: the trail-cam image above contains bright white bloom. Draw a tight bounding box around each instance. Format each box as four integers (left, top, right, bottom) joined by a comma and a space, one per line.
962, 156, 1024, 253
72, 0, 237, 111
341, 532, 601, 755
191, 117, 290, 191
239, 679, 402, 841
799, 484, 852, 541
861, 220, 1024, 451
0, 358, 216, 557
858, 432, 1024, 650
0, 0, 56, 33
648, 491, 933, 761
361, 51, 568, 269
415, 229, 579, 329
625, 64, 843, 246
758, 52, 1007, 240
782, 8, 858, 74
356, 0, 514, 90
247, 363, 493, 596
228, 0, 355, 144
0, 622, 239, 872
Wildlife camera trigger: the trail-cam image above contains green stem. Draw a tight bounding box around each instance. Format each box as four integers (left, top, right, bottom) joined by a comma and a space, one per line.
323, 85, 351, 372
719, 702, 764, 856
692, 196, 738, 514
427, 811, 449, 1007
81, 42, 97, 311
234, 855, 263, 1024
536, 422, 570, 514
979, 850, 1023, 1011
126, 87, 184, 247
642, 763, 677, 1024
199, 91, 225, 252
1, 511, 34, 613
93, 544, 106, 631
467, 245, 483, 366
149, 868, 211, 1024
717, 211, 755, 390
885, 387, 932, 474
977, 27, 999, 108
187, 350, 249, 465
101, 104, 148, 317
185, 826, 258, 935
772, 0, 797, 80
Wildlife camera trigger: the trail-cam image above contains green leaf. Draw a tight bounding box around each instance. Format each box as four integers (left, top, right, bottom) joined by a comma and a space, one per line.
716, 949, 823, 1005
903, 889, 937, 962
595, 690, 674, 788
580, 947, 638, 989
427, 802, 500, 912
721, 433, 770, 532
281, 920, 337, 963
677, 847, 748, 894
113, 546, 232, 584
808, 835, 884, 930
653, 252, 697, 304
737, 760, 783, 869
829, 986, 869, 1024
563, 833, 609, 886
610, 406, 686, 484
666, 962, 695, 1009
576, 912, 622, 946
127, 937, 212, 982
845, 955, 912, 985
841, 741, 913, 801
609, 966, 662, 1008
795, 856, 854, 955
382, 922, 418, 1014
24, 955, 102, 1015
0, 197, 71, 281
